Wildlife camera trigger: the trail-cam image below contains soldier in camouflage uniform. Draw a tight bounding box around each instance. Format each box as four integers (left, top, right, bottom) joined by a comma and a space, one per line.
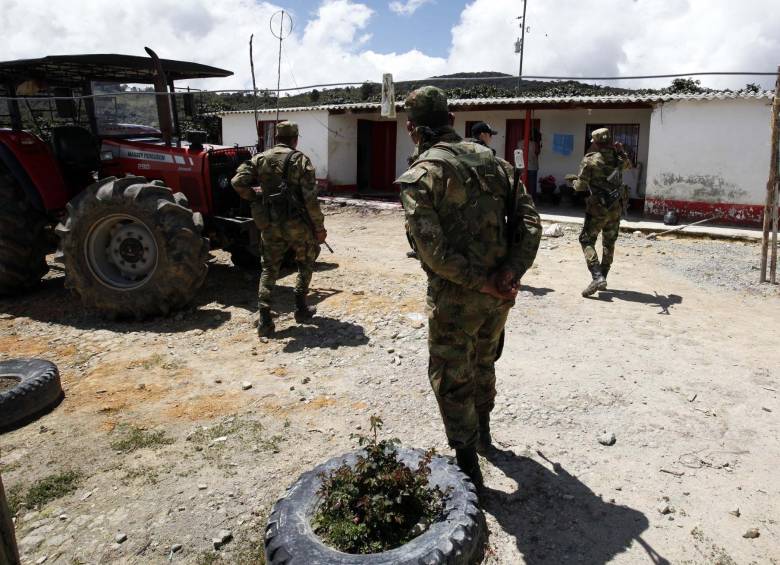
397, 86, 542, 488
573, 128, 631, 297
231, 121, 327, 337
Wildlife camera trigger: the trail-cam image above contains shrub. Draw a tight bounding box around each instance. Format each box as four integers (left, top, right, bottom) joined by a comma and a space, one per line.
312, 416, 446, 554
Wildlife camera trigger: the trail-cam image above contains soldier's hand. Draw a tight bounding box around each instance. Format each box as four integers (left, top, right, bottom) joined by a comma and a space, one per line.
480, 275, 517, 301
315, 229, 328, 244
495, 269, 517, 295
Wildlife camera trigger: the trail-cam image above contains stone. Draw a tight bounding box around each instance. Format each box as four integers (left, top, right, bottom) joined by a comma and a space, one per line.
198, 484, 208, 490
213, 529, 233, 549
598, 431, 616, 446
171, 543, 183, 553
35, 557, 48, 565
657, 503, 673, 515
115, 532, 128, 544
742, 528, 760, 539
543, 223, 565, 238
729, 508, 741, 517
241, 381, 253, 390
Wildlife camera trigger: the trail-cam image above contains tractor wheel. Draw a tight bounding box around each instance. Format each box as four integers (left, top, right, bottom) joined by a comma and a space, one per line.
56, 176, 209, 319
0, 169, 49, 295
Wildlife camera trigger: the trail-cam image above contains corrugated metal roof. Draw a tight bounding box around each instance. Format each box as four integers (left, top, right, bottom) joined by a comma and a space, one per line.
215, 91, 773, 116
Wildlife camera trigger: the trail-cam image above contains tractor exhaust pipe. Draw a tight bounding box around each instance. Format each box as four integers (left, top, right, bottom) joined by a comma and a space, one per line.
145, 47, 174, 147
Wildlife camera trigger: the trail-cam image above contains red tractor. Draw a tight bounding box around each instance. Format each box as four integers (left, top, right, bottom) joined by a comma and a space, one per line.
0, 50, 259, 319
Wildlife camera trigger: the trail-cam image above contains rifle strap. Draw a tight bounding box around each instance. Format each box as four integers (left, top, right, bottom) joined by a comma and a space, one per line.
280, 150, 300, 182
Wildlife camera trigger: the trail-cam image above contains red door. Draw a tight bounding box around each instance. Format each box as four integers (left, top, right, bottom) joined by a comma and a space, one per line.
357, 120, 397, 193
504, 118, 540, 164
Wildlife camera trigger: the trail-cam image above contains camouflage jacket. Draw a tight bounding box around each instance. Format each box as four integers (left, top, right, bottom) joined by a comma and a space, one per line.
231, 144, 324, 231
397, 127, 541, 291
573, 147, 630, 194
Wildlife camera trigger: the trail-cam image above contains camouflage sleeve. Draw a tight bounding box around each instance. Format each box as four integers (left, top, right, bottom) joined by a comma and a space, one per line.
398, 164, 488, 291
231, 156, 260, 201
573, 155, 592, 192
507, 190, 542, 278
294, 154, 325, 231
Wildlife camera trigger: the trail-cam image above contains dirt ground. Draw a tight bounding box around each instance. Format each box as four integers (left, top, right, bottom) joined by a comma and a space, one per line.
1, 203, 779, 565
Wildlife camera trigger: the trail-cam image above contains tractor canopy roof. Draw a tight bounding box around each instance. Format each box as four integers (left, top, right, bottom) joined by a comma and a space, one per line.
0, 53, 233, 89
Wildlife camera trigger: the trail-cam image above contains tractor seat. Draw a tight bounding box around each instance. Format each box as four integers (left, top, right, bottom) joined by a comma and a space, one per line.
50, 126, 100, 174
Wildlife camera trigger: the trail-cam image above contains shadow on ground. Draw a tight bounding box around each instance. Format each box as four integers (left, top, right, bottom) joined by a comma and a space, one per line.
0, 259, 341, 334
520, 285, 555, 297
483, 448, 669, 565
592, 289, 683, 315
274, 314, 368, 353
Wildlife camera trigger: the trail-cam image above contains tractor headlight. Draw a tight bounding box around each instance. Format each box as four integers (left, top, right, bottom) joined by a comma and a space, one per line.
100, 150, 115, 161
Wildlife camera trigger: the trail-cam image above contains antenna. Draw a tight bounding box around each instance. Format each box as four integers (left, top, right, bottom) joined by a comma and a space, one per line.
516, 0, 529, 91
270, 10, 293, 136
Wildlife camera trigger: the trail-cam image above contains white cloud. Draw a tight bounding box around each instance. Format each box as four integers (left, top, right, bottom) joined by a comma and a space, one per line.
446, 0, 780, 90
389, 0, 434, 16
0, 0, 777, 93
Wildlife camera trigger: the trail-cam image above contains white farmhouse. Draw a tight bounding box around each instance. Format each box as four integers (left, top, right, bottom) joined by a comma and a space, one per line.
217, 91, 774, 226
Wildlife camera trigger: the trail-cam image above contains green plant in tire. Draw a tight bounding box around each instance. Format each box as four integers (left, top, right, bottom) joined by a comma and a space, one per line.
312, 416, 448, 554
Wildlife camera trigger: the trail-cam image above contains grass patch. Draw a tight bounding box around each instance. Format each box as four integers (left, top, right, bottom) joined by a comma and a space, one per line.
7, 470, 83, 514
196, 538, 265, 565
188, 417, 265, 445
110, 425, 174, 453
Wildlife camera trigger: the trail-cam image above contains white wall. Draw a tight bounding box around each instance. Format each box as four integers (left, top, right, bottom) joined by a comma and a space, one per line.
451, 107, 652, 197
220, 110, 331, 179
645, 98, 772, 205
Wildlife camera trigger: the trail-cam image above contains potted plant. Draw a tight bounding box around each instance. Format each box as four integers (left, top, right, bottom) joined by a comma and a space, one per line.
265, 417, 485, 564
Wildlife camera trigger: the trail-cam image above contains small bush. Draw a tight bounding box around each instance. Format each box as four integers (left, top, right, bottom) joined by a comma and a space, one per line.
110, 425, 174, 453
8, 470, 82, 513
312, 416, 446, 554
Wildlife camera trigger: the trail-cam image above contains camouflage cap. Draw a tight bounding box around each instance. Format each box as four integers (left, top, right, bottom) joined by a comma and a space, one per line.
591, 127, 611, 143
404, 86, 449, 127
276, 121, 298, 137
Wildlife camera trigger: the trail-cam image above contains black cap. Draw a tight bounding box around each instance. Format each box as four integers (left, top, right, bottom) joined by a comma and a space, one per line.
471, 122, 498, 136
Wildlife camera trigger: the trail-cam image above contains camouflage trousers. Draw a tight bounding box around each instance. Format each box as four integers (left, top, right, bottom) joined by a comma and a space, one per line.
426, 278, 513, 450
579, 197, 622, 270
258, 219, 318, 310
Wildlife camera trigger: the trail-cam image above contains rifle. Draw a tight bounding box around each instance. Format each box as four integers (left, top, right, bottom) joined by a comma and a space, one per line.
495, 166, 521, 362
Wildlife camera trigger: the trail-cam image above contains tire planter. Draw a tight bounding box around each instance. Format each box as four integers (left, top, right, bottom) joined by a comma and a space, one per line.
0, 359, 62, 432
265, 448, 485, 565
56, 176, 209, 319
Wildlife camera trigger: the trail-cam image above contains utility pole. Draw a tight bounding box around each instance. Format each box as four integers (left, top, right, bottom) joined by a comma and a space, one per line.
270, 10, 293, 137
515, 0, 528, 91
760, 65, 780, 283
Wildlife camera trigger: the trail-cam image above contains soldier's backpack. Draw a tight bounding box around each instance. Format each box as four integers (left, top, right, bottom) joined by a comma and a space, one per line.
262, 149, 301, 220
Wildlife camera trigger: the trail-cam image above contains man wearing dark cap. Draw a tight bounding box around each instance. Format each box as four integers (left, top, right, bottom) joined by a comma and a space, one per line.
231, 121, 327, 337
396, 86, 541, 489
469, 121, 498, 155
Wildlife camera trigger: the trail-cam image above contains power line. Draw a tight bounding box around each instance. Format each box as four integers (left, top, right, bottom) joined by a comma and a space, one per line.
1, 70, 778, 102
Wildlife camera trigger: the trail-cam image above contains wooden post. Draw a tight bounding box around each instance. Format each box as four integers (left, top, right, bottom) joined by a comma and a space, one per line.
0, 472, 21, 565
522, 108, 532, 187
771, 179, 778, 283
760, 65, 780, 283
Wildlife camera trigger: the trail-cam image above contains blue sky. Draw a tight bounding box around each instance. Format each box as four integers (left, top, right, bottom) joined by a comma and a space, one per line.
286, 0, 467, 58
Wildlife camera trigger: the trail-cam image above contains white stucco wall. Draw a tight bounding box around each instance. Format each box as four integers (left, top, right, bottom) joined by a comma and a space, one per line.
645, 98, 772, 206
451, 107, 652, 197
219, 110, 331, 179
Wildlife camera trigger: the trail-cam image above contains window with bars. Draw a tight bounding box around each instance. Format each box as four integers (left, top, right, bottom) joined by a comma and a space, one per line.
585, 123, 640, 163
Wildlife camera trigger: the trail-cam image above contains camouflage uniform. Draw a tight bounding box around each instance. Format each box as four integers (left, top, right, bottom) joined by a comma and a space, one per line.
573, 128, 631, 295
397, 88, 542, 455
231, 122, 325, 327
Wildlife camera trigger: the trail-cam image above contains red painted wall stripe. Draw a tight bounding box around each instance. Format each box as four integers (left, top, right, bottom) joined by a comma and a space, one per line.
644, 198, 776, 227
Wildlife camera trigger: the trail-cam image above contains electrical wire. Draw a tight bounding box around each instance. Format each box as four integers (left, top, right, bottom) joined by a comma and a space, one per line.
1, 70, 777, 102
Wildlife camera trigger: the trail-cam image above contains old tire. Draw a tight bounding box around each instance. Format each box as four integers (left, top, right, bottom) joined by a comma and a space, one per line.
0, 168, 49, 295
0, 359, 62, 432
265, 448, 485, 565
56, 176, 208, 319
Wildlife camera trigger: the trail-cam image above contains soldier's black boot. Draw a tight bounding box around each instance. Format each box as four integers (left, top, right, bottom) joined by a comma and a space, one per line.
257, 307, 275, 337
294, 294, 317, 323
601, 263, 611, 289
581, 263, 607, 297
455, 447, 484, 490
476, 412, 493, 455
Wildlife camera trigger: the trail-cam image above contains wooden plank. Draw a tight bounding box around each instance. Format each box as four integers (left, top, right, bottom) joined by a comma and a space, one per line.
771, 180, 779, 283
760, 66, 780, 282
0, 472, 21, 565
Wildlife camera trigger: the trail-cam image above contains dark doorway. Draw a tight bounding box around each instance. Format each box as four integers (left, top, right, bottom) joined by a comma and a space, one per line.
505, 117, 540, 164
356, 120, 397, 193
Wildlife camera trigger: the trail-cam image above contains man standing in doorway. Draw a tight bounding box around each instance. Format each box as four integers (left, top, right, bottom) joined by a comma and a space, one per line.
573, 127, 631, 297
397, 86, 541, 488
469, 121, 498, 155
231, 121, 328, 337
